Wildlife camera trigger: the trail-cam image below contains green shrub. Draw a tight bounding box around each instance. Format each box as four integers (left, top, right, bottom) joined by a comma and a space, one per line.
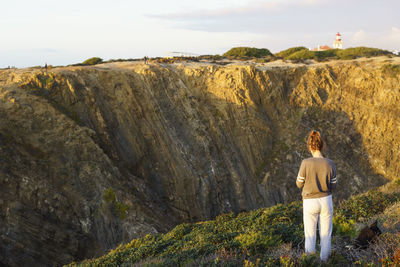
198, 54, 223, 61
223, 46, 390, 61
299, 253, 320, 267
337, 189, 400, 222
336, 47, 391, 59
279, 255, 295, 267
103, 188, 129, 220
275, 47, 309, 59
286, 49, 339, 61
104, 58, 140, 63
283, 46, 391, 61
223, 47, 273, 58
332, 214, 356, 238
235, 231, 281, 255
325, 251, 349, 266
314, 49, 338, 60
81, 57, 103, 65
286, 49, 316, 60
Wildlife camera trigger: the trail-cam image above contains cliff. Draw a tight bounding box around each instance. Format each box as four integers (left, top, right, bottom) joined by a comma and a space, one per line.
0, 57, 399, 266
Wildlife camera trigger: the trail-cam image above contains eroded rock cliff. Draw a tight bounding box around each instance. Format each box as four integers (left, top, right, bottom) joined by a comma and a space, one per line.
0, 57, 399, 266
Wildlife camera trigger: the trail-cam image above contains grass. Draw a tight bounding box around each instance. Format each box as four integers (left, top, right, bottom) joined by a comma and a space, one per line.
336, 189, 400, 222
102, 187, 129, 220
66, 179, 400, 266
274, 47, 309, 59
223, 47, 273, 58
277, 46, 393, 62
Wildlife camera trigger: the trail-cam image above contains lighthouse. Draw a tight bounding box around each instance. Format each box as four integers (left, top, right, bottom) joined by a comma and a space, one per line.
333, 32, 343, 49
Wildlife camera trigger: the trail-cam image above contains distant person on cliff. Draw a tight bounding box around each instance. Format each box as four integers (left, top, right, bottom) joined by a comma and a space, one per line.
296, 130, 337, 262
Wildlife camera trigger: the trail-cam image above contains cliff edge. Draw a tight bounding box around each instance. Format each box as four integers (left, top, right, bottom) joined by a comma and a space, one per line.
1, 57, 399, 266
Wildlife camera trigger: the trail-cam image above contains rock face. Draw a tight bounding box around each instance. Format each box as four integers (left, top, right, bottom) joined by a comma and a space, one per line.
0, 58, 399, 266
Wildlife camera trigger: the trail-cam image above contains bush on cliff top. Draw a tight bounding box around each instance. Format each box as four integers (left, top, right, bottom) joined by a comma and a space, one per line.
283, 46, 392, 61
223, 47, 273, 58
274, 47, 309, 58
285, 49, 337, 61
81, 57, 103, 65
336, 46, 392, 59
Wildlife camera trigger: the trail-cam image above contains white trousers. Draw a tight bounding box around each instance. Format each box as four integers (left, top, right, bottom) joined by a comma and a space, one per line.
303, 195, 333, 261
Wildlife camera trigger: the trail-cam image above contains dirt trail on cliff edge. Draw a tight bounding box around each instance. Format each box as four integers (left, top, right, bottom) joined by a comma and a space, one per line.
1, 56, 400, 266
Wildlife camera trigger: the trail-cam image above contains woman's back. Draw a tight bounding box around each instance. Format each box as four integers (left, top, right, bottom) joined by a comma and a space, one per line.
296, 157, 337, 199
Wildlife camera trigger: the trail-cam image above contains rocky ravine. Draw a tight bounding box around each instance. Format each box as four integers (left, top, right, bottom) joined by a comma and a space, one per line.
0, 57, 399, 266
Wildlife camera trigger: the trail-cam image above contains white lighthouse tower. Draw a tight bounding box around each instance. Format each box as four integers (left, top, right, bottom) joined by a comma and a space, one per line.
333, 32, 343, 49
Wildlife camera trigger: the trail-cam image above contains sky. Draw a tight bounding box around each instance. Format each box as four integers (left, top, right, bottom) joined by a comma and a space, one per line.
1, 0, 399, 68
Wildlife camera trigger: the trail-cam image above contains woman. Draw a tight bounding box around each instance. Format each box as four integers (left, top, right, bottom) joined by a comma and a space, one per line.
296, 130, 337, 261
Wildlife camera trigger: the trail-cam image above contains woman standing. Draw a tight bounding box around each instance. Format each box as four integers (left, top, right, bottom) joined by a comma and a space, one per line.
296, 130, 337, 261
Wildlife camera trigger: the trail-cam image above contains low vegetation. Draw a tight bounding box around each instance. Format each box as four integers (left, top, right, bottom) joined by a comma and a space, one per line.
198, 55, 224, 61
217, 46, 394, 63
67, 47, 394, 67
278, 46, 393, 62
152, 56, 200, 64
274, 47, 309, 59
81, 57, 103, 65
104, 58, 141, 63
336, 47, 392, 59
102, 188, 129, 220
223, 47, 273, 59
67, 180, 400, 266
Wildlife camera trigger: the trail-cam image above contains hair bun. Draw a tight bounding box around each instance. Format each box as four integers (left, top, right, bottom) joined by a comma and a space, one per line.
311, 130, 320, 136
307, 130, 324, 151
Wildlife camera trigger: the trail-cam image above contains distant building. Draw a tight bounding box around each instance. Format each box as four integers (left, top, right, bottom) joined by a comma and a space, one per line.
333, 32, 343, 49
312, 45, 332, 51
311, 32, 343, 51
391, 50, 399, 55
165, 52, 199, 58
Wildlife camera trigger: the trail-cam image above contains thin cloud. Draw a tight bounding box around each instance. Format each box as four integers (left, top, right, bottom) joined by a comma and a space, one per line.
149, 0, 323, 20
147, 0, 361, 34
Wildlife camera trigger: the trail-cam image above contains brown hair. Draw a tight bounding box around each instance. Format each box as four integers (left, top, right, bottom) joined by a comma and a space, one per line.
307, 130, 324, 151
